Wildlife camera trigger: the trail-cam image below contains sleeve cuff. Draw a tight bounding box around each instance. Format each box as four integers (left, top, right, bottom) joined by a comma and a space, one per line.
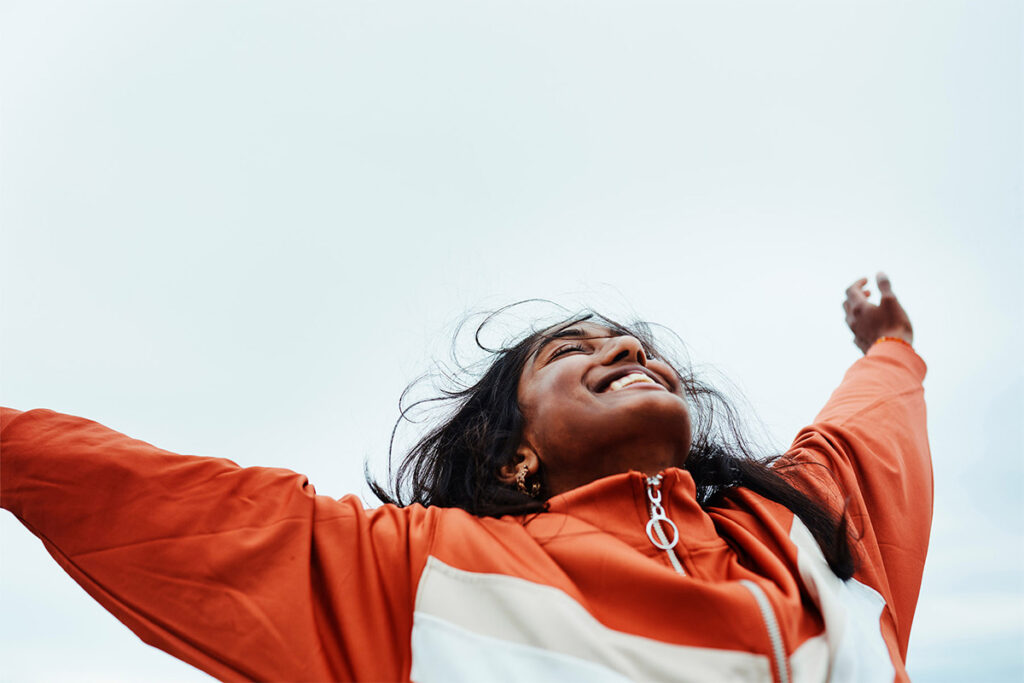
866, 339, 927, 381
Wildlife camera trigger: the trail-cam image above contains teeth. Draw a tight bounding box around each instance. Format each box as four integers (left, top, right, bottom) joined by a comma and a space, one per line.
608, 373, 657, 391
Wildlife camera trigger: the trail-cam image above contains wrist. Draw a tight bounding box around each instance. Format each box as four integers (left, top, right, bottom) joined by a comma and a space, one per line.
873, 335, 913, 349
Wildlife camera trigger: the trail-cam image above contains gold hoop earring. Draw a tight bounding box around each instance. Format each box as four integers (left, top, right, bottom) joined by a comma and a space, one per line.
516, 464, 541, 498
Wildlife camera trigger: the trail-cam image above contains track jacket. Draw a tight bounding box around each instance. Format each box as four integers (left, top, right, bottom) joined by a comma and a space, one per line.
0, 340, 931, 682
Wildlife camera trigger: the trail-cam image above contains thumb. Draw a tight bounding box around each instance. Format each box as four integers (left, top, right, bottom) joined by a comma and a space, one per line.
877, 271, 895, 299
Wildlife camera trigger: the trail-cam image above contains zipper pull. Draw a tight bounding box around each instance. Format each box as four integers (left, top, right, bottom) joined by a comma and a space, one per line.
645, 474, 679, 550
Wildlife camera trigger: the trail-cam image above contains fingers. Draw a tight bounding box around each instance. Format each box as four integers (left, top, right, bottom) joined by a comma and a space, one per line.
844, 276, 875, 331
845, 277, 868, 300
876, 271, 895, 299
844, 277, 869, 312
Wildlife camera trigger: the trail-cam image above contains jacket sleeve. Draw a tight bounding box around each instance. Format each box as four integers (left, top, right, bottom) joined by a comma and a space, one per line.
0, 407, 432, 682
780, 341, 932, 658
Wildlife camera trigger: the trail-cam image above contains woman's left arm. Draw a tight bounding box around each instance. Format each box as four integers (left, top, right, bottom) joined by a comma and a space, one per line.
783, 273, 931, 657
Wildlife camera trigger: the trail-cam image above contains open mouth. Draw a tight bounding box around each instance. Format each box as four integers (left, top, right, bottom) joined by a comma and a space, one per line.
604, 372, 665, 392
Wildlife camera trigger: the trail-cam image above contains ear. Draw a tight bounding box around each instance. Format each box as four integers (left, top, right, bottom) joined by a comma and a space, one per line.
498, 444, 540, 485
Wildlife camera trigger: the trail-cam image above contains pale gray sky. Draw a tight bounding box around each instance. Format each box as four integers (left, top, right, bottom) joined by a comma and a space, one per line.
1, 1, 1021, 680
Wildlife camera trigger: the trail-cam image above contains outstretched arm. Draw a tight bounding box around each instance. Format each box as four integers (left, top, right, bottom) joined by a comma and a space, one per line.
783, 273, 931, 658
0, 407, 429, 681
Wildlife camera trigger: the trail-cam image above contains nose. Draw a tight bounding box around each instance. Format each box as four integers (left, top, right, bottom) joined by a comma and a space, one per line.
602, 335, 647, 366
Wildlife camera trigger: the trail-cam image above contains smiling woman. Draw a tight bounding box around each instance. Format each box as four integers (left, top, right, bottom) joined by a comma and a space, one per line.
1, 274, 930, 683
370, 311, 858, 581
515, 321, 694, 493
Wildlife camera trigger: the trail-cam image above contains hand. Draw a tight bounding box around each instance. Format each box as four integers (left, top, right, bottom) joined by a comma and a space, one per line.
843, 272, 914, 354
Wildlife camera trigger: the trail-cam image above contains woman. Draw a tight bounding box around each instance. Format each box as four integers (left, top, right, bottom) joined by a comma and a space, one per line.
0, 274, 930, 682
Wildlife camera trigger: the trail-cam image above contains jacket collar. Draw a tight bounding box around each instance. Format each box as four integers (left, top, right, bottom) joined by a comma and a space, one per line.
541, 467, 725, 553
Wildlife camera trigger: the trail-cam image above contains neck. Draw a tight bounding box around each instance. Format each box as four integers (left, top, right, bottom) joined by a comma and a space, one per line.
544, 441, 687, 497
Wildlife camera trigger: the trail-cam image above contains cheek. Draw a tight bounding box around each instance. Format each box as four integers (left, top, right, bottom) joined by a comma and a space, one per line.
519, 379, 587, 445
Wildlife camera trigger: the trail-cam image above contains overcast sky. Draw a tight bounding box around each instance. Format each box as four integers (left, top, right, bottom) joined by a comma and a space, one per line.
1, 1, 1021, 681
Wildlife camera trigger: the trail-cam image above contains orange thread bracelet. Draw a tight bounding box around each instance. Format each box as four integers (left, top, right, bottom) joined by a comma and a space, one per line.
874, 336, 913, 349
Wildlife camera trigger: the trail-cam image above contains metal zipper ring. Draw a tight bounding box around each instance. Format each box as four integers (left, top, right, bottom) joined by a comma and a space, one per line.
646, 516, 679, 550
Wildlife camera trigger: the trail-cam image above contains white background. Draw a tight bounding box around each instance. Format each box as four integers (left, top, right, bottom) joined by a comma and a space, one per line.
2, 1, 1021, 680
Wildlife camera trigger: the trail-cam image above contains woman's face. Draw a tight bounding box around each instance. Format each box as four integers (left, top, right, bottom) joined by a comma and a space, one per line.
515, 322, 692, 496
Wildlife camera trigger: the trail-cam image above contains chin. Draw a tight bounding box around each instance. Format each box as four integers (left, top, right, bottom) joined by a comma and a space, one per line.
620, 394, 690, 427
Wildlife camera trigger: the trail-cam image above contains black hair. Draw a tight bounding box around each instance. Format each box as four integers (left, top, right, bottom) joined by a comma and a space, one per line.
367, 307, 855, 580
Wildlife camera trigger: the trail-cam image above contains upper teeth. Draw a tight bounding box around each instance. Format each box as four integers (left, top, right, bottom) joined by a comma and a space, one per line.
608, 373, 656, 391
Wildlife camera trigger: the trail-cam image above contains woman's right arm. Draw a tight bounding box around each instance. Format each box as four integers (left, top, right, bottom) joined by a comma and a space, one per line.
1, 407, 431, 682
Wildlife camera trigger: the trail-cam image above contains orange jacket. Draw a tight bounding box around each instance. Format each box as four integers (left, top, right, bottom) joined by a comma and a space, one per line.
0, 341, 931, 682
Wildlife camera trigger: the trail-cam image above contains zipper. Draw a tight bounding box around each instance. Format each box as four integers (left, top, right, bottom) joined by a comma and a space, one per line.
644, 474, 686, 576
740, 580, 791, 683
643, 474, 790, 683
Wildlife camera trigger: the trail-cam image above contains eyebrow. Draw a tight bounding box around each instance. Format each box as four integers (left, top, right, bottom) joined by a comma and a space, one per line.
530, 326, 590, 363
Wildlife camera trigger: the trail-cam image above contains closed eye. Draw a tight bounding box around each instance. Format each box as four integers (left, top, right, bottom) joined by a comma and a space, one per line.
549, 343, 587, 361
